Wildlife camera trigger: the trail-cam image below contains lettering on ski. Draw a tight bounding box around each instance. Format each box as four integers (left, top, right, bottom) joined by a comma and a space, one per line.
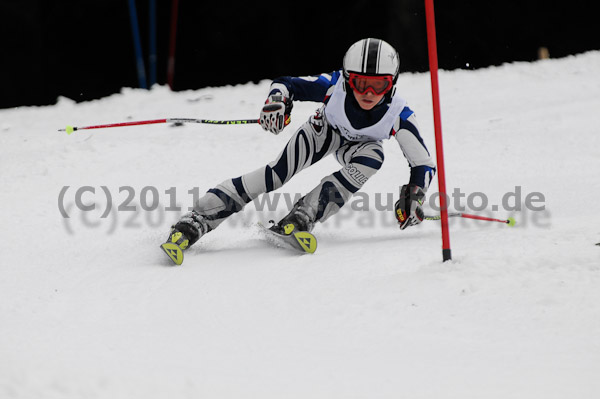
160, 242, 184, 265
257, 223, 317, 254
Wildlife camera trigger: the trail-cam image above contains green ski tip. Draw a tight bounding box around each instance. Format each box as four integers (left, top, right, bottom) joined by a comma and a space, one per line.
65, 125, 74, 135
507, 217, 516, 226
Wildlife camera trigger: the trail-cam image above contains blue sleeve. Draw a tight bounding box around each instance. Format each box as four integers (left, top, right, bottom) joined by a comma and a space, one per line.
409, 165, 436, 188
269, 70, 342, 103
394, 107, 437, 189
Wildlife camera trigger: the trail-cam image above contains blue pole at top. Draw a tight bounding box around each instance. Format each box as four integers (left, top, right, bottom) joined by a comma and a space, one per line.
149, 0, 157, 87
127, 0, 148, 89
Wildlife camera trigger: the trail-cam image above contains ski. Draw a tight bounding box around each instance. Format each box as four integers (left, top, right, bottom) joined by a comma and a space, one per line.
160, 242, 184, 265
160, 229, 190, 265
257, 223, 317, 254
160, 223, 317, 265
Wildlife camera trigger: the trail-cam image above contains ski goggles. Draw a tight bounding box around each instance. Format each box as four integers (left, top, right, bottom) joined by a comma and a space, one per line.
348, 73, 394, 95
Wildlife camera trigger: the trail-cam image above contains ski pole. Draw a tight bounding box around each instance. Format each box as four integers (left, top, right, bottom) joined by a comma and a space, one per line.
425, 212, 516, 226
58, 118, 259, 135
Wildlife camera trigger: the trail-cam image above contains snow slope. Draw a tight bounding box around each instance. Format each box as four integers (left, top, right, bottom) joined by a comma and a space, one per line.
1, 52, 599, 399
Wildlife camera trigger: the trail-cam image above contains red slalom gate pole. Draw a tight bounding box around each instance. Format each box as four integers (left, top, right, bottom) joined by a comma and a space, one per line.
425, 0, 452, 262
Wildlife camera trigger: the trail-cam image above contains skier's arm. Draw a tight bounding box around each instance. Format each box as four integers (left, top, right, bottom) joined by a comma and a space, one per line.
260, 71, 340, 134
392, 108, 436, 190
268, 71, 342, 102
392, 108, 436, 230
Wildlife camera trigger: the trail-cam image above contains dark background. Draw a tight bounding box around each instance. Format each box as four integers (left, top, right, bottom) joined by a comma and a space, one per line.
1, 0, 598, 109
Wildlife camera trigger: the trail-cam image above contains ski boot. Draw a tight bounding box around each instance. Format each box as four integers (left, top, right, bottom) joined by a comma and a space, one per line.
270, 198, 315, 235
262, 199, 317, 254
161, 210, 210, 265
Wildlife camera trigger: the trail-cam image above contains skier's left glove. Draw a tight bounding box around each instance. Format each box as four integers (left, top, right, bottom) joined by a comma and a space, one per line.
259, 93, 293, 135
395, 184, 425, 230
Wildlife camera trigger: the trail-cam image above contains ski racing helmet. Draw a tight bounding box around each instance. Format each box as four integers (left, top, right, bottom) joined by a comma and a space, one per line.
343, 38, 400, 96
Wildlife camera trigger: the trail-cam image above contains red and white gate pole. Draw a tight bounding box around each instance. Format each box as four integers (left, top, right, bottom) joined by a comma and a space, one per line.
424, 0, 452, 261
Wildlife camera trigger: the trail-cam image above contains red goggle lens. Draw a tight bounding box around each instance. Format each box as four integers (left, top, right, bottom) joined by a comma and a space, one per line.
348, 73, 393, 95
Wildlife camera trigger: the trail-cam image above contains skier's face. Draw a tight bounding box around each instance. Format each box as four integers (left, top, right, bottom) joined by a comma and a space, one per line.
352, 90, 385, 110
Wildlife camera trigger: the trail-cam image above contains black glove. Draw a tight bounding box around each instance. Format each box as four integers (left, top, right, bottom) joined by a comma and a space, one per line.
259, 93, 293, 134
395, 184, 425, 230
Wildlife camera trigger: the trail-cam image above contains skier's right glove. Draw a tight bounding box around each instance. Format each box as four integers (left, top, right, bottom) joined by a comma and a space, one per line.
260, 93, 293, 135
395, 184, 425, 230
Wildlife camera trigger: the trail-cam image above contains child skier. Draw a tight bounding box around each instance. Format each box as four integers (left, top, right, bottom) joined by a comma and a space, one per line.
162, 38, 436, 262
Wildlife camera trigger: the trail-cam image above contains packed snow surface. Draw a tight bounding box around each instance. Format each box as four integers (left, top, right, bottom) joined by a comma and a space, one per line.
1, 52, 599, 399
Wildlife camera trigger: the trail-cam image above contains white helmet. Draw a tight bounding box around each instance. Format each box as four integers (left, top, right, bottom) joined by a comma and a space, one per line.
343, 38, 400, 83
